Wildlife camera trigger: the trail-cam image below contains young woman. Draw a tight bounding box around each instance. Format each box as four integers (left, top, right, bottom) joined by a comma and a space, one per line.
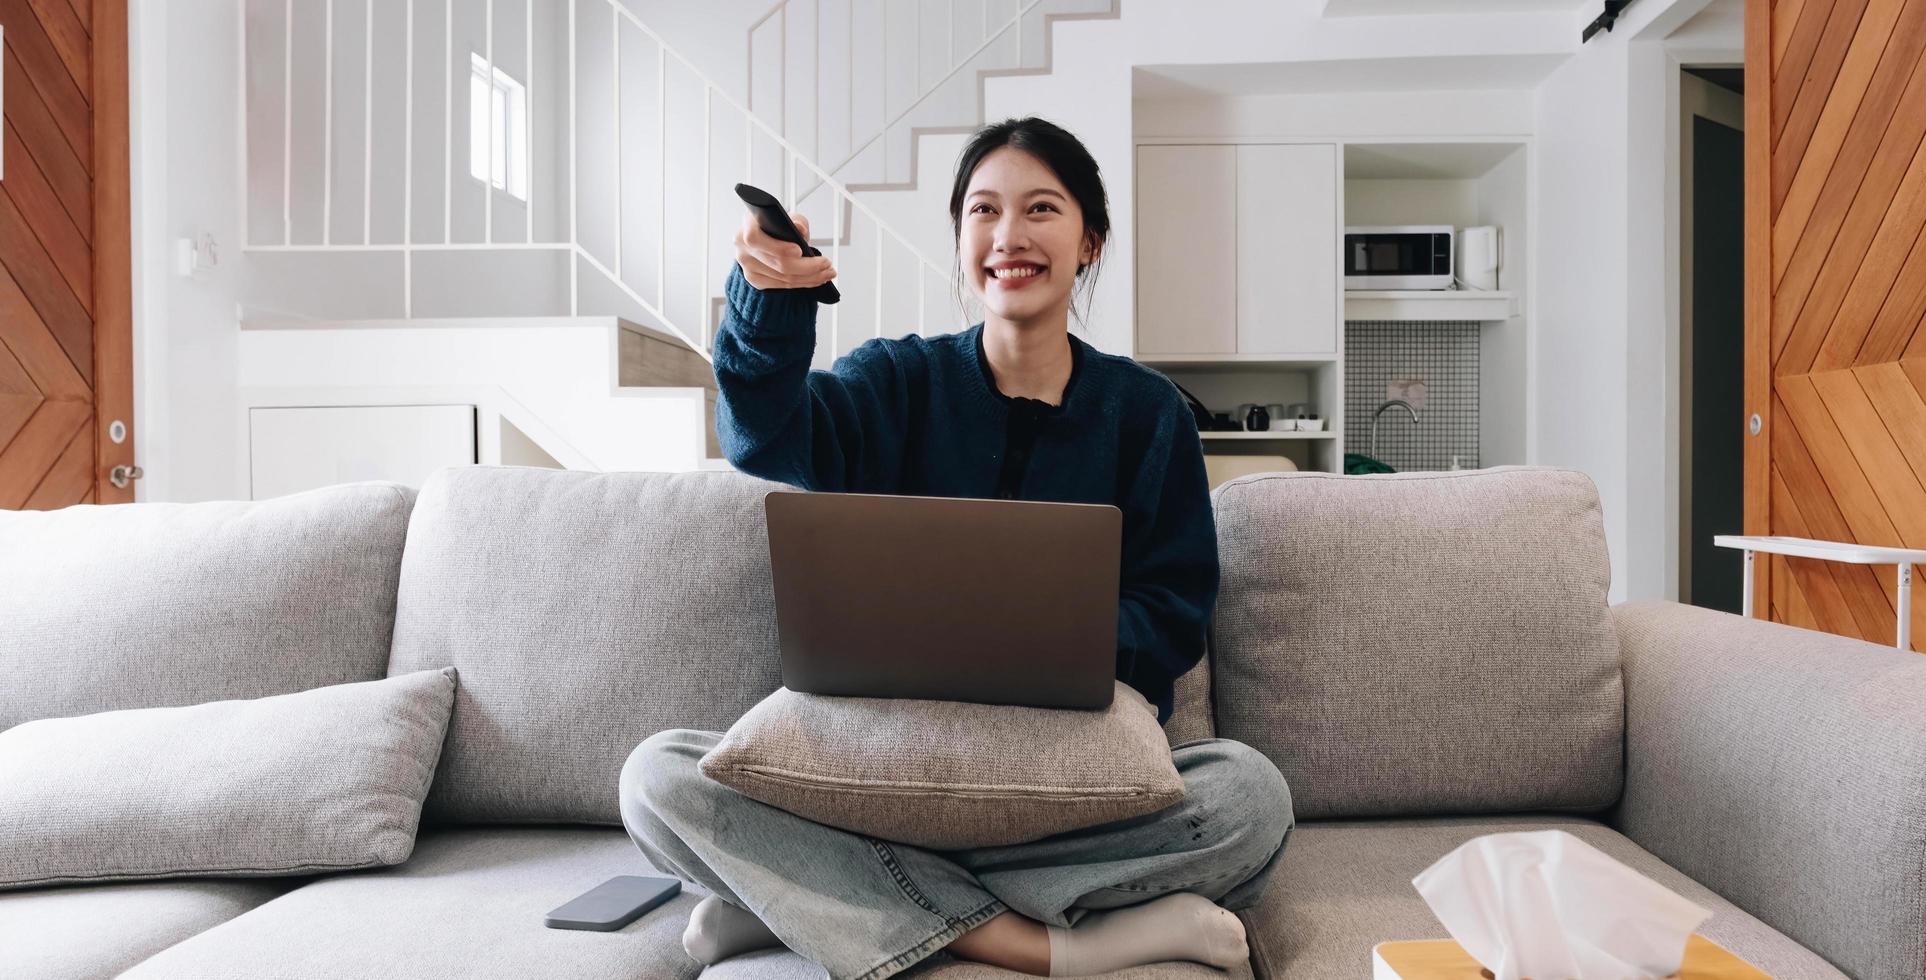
619, 117, 1293, 980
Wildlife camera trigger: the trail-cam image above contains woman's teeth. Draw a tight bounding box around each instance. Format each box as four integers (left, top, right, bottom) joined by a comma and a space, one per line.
990, 266, 1042, 279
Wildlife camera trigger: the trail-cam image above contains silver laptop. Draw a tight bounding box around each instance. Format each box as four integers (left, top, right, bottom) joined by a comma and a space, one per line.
763, 490, 1122, 710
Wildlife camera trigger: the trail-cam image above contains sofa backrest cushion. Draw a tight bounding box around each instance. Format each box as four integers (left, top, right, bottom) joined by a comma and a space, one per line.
0, 482, 415, 731
1208, 467, 1623, 820
388, 465, 795, 826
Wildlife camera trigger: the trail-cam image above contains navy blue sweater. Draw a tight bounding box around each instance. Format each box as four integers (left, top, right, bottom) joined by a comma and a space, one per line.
713, 264, 1219, 725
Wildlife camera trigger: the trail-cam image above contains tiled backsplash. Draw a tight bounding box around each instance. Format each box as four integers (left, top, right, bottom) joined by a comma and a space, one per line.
1344, 320, 1480, 472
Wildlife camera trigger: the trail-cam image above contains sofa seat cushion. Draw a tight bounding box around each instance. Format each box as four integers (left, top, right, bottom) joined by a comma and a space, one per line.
698, 948, 1253, 979
0, 877, 303, 980
118, 827, 701, 980
1245, 815, 1845, 980
0, 481, 415, 730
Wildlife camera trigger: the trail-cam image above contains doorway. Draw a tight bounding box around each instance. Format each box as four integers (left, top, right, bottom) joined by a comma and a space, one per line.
1679, 66, 1744, 613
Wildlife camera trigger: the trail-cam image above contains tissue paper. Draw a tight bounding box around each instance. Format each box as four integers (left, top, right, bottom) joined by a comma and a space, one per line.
1412, 830, 1712, 980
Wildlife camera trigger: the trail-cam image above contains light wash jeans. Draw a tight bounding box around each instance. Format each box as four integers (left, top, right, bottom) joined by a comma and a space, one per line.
618, 729, 1294, 980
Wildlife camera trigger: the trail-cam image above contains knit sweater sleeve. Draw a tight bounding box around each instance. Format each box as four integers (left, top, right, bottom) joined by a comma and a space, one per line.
711, 263, 907, 493
1115, 387, 1221, 721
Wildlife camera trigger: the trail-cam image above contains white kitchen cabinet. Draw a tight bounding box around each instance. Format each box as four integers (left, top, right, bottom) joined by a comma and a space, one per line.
1135, 142, 1339, 357
1135, 144, 1238, 355
1236, 143, 1338, 354
249, 405, 477, 500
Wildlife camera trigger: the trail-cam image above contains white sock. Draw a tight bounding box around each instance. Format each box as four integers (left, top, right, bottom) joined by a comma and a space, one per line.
681, 894, 784, 964
1045, 892, 1248, 977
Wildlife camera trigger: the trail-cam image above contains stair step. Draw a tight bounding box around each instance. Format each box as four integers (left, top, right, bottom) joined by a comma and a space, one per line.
617, 320, 719, 460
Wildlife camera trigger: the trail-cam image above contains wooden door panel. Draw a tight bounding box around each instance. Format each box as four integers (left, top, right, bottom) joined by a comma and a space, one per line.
1780, 559, 1822, 631
1856, 362, 1926, 488
0, 0, 91, 158
1769, 32, 1926, 291
1772, 0, 1923, 214
1805, 367, 1926, 539
1751, 0, 1926, 651
6, 55, 91, 230
25, 0, 91, 93
0, 0, 131, 510
0, 395, 87, 501
1770, 468, 1864, 633
1857, 240, 1926, 361
1773, 0, 1814, 74
1773, 0, 1875, 167
1790, 135, 1926, 373
1771, 0, 1837, 141
1772, 1, 1926, 258
3, 124, 91, 311
22, 413, 91, 507
1772, 73, 1926, 363
0, 268, 85, 396
1904, 354, 1926, 391
0, 187, 90, 377
1820, 218, 1926, 368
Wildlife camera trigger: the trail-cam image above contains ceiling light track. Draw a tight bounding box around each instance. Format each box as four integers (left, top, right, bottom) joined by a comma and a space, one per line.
1582, 0, 1637, 43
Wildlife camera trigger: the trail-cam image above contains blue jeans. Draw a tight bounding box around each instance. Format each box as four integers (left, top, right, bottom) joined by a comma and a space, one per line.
619, 729, 1294, 980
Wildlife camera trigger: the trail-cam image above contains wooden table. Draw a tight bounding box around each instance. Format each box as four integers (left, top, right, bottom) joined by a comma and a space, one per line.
1372, 934, 1770, 979
1713, 534, 1926, 650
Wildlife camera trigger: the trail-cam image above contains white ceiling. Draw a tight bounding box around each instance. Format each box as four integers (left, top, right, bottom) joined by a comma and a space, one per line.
1132, 54, 1570, 99
1321, 0, 1592, 15
1342, 142, 1525, 179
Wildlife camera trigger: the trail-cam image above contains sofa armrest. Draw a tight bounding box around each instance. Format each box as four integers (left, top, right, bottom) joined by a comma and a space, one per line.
1612, 599, 1926, 980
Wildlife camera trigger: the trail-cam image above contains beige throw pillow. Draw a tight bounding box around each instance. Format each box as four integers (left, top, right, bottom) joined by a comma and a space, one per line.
0, 667, 458, 891
698, 681, 1186, 849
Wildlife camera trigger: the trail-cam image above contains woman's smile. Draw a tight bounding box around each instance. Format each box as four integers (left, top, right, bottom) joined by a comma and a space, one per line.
988, 261, 1047, 288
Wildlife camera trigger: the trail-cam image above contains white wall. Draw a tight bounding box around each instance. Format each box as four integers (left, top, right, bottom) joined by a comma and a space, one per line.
131, 0, 248, 503
1533, 30, 1632, 599
1134, 89, 1536, 141
1530, 0, 1713, 603
1476, 145, 1531, 467
1345, 179, 1480, 227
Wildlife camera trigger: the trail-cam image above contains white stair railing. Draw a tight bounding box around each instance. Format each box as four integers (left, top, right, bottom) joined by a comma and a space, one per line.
747, 0, 1041, 191
241, 0, 967, 367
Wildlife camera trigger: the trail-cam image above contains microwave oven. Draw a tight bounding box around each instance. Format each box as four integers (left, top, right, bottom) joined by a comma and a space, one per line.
1343, 225, 1454, 290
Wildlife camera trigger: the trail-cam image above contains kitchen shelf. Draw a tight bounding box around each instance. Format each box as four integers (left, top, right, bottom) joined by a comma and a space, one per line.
1343, 290, 1515, 322
1201, 430, 1337, 440
1140, 354, 1340, 373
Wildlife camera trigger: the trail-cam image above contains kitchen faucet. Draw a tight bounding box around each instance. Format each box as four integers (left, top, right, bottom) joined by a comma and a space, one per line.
1371, 399, 1420, 458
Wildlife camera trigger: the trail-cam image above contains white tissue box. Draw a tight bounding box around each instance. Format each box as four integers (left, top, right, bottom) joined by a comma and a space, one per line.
1412, 830, 1716, 980
1370, 935, 1769, 980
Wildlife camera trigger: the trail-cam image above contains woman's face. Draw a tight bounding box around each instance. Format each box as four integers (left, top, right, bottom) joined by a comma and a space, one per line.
959, 146, 1099, 325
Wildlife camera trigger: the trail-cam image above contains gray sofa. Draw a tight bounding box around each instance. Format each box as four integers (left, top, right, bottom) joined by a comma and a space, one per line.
1, 464, 1918, 980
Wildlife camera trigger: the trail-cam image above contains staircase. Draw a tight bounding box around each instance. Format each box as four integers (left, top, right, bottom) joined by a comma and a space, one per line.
236, 0, 1115, 473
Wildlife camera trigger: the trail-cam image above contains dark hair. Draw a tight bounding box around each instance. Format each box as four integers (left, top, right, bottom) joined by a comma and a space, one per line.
947, 116, 1110, 327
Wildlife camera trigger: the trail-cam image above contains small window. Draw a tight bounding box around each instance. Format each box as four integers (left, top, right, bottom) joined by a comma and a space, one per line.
469, 53, 527, 201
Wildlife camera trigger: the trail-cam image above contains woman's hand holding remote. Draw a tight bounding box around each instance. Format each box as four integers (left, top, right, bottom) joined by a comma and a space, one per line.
734, 210, 838, 293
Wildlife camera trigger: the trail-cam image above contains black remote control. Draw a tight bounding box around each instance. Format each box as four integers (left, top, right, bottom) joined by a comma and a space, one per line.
734, 183, 840, 305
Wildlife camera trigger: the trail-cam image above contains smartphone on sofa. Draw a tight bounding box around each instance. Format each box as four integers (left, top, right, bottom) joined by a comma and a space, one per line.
544, 875, 682, 931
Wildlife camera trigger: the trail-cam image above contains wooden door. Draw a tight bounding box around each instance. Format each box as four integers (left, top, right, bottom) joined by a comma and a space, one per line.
0, 0, 132, 509
1746, 0, 1926, 649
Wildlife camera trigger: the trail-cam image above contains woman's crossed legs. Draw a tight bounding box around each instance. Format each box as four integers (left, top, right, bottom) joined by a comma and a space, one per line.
619, 730, 1293, 980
